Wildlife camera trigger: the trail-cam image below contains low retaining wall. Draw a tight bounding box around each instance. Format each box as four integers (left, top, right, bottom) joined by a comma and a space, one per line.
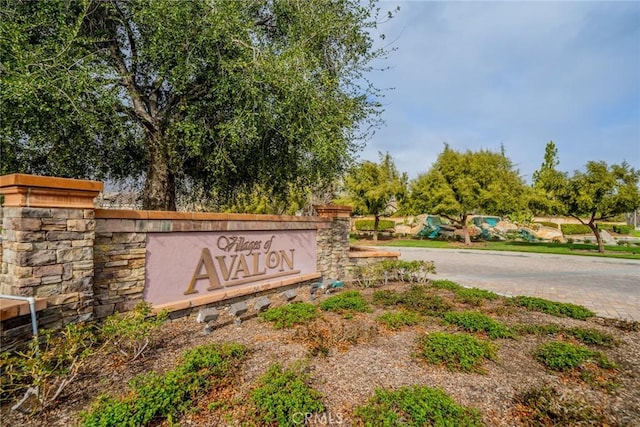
0, 174, 396, 349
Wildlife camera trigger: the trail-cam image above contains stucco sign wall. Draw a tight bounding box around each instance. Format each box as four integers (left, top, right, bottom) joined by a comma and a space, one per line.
144, 230, 317, 305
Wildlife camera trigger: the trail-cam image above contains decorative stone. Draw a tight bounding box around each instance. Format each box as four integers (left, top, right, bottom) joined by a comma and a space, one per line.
280, 289, 297, 301
254, 296, 271, 312
229, 302, 248, 317
196, 308, 220, 323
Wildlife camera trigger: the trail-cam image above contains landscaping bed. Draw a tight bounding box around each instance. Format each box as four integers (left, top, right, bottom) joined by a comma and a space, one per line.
1, 280, 639, 426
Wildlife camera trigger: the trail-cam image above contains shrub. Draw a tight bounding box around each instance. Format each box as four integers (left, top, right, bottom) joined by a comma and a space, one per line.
351, 259, 435, 288
535, 221, 558, 229
376, 310, 421, 330
431, 279, 462, 291
100, 302, 168, 361
510, 296, 594, 320
418, 332, 496, 373
560, 224, 591, 235
319, 291, 371, 314
612, 224, 633, 234
568, 327, 616, 348
455, 288, 499, 306
0, 323, 97, 411
534, 341, 615, 372
354, 219, 395, 231
81, 343, 247, 426
251, 362, 324, 427
353, 385, 483, 426
259, 303, 319, 329
443, 311, 513, 339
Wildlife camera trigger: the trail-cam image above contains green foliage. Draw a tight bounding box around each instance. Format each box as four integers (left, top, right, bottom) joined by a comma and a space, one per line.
431, 279, 462, 291
81, 343, 247, 426
612, 224, 633, 234
455, 288, 499, 306
340, 152, 408, 241
373, 285, 452, 317
353, 385, 484, 426
259, 303, 319, 329
569, 327, 617, 348
513, 323, 564, 336
443, 312, 513, 339
409, 145, 528, 245
0, 323, 97, 409
515, 385, 606, 426
376, 310, 421, 330
355, 219, 396, 231
3, 0, 396, 211
100, 302, 168, 361
319, 291, 371, 314
534, 341, 615, 372
418, 332, 496, 373
560, 223, 592, 235
251, 362, 324, 427
510, 296, 595, 320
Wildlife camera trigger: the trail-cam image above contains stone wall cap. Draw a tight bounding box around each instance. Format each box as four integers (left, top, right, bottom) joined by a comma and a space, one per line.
0, 174, 103, 193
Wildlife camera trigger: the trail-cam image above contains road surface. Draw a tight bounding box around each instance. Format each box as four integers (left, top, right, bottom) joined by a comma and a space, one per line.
390, 247, 640, 321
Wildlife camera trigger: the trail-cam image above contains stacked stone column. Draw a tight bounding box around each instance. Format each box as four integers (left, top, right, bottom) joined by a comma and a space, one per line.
0, 174, 102, 330
314, 205, 352, 280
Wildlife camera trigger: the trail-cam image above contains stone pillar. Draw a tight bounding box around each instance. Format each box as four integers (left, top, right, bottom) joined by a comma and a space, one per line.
0, 174, 102, 328
313, 205, 352, 280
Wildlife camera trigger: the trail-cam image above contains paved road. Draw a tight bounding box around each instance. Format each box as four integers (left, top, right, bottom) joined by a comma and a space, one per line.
391, 247, 640, 321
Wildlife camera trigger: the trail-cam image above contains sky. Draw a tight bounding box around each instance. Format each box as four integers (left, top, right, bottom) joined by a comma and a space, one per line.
359, 0, 640, 183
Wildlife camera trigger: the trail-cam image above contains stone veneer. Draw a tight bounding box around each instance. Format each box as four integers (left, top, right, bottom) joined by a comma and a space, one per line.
1, 174, 373, 348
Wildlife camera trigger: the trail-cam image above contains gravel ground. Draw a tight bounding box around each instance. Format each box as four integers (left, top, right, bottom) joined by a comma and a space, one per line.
2, 282, 639, 426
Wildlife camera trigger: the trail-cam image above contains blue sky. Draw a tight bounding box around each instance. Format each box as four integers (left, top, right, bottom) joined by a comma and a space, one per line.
360, 1, 640, 183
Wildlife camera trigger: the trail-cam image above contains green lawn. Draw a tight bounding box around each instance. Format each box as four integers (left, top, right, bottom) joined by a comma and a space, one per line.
371, 239, 640, 260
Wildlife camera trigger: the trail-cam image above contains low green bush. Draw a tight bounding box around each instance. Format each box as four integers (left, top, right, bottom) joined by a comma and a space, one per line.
374, 285, 452, 316
455, 288, 499, 306
259, 303, 319, 329
510, 296, 595, 320
81, 343, 247, 426
612, 224, 633, 234
319, 290, 371, 314
353, 385, 484, 426
560, 224, 592, 235
354, 219, 395, 231
569, 327, 617, 347
431, 279, 462, 291
251, 363, 324, 427
376, 310, 421, 330
418, 332, 496, 373
443, 311, 513, 339
534, 341, 615, 372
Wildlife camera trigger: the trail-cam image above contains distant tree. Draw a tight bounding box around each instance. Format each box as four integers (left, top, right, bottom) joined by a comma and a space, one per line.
529, 141, 566, 214
339, 152, 407, 241
409, 145, 527, 245
558, 161, 640, 253
1, 0, 394, 210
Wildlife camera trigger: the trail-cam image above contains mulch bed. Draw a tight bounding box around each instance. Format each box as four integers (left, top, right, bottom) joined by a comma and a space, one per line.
2, 281, 639, 426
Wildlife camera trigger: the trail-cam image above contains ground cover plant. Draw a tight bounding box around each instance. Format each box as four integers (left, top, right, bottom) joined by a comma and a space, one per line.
353, 385, 484, 426
1, 279, 638, 427
319, 290, 371, 314
258, 302, 319, 329
510, 296, 595, 320
418, 332, 496, 373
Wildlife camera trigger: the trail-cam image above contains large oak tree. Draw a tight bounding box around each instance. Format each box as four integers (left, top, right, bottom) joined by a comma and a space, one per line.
1, 0, 393, 210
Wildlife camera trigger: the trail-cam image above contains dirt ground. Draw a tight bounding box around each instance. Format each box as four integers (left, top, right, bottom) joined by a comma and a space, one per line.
1, 281, 639, 426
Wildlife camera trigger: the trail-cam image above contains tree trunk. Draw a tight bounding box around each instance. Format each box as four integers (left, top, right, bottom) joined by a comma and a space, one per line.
142, 132, 176, 211
462, 215, 471, 245
588, 221, 605, 253
373, 215, 379, 242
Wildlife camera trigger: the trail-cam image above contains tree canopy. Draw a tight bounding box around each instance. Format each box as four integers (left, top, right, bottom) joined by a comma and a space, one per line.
1, 0, 393, 211
409, 145, 527, 245
338, 152, 406, 241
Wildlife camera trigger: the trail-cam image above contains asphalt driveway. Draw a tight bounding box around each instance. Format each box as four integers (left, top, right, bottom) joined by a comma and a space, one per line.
393, 247, 640, 321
